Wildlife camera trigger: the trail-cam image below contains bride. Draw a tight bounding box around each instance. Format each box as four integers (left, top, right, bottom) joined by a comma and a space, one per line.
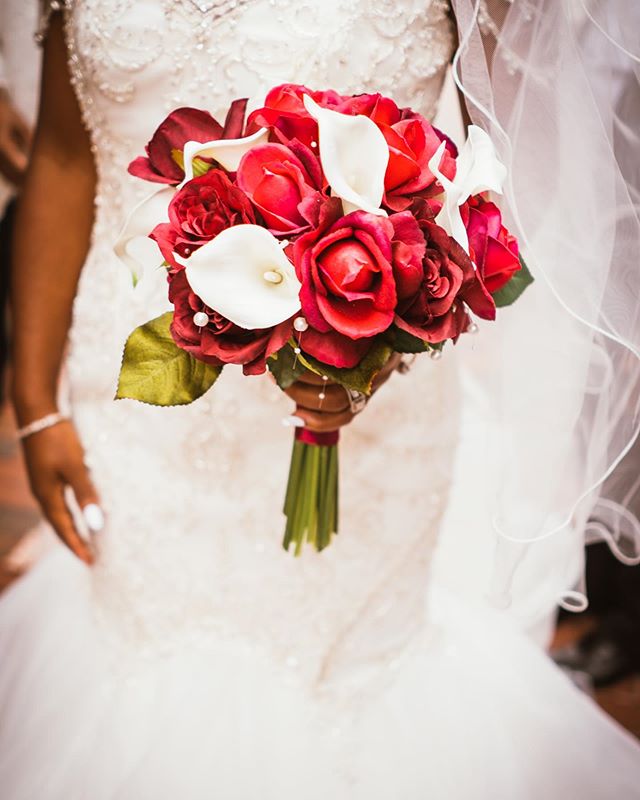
2, 1, 640, 798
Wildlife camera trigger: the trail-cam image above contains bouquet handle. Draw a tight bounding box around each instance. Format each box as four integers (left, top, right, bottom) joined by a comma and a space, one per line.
283, 428, 339, 555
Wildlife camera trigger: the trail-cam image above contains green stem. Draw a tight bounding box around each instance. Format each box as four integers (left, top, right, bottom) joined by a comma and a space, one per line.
282, 440, 340, 555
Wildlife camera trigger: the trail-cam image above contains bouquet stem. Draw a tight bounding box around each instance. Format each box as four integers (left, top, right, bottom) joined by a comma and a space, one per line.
283, 428, 339, 555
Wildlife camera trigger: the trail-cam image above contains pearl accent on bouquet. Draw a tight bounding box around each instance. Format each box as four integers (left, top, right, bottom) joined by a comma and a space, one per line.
467, 322, 479, 334
430, 349, 443, 361
174, 224, 302, 330
293, 316, 309, 332
193, 311, 210, 327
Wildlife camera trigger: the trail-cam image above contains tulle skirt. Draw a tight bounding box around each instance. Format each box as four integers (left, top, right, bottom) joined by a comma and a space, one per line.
1, 546, 639, 800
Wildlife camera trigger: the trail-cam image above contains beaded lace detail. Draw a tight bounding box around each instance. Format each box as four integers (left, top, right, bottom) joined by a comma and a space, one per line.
42, 0, 458, 690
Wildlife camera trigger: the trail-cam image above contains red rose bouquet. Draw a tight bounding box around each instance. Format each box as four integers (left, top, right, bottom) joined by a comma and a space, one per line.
115, 84, 533, 554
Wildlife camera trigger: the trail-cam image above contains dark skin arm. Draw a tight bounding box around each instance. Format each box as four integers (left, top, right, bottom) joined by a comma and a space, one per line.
11, 14, 98, 565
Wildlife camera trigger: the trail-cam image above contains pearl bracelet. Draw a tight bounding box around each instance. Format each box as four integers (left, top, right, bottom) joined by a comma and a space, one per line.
16, 411, 70, 440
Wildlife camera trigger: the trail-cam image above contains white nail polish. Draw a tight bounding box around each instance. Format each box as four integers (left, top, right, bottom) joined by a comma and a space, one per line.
83, 503, 105, 533
281, 415, 305, 428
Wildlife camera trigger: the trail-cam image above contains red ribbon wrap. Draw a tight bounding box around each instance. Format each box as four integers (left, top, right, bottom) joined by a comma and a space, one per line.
295, 428, 340, 447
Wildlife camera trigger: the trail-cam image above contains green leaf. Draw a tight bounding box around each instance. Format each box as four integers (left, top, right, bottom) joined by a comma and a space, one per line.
171, 149, 213, 178
267, 344, 306, 390
297, 339, 394, 395
388, 326, 432, 354
116, 312, 222, 406
492, 255, 534, 308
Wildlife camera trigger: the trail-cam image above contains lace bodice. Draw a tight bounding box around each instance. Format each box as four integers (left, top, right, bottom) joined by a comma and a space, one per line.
44, 0, 459, 691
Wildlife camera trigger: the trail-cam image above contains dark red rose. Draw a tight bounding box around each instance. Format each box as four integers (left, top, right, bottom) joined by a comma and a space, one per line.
464, 196, 520, 294
294, 201, 397, 342
380, 115, 457, 212
150, 169, 256, 268
394, 204, 495, 344
236, 141, 323, 235
168, 269, 291, 375
247, 83, 343, 148
128, 100, 248, 185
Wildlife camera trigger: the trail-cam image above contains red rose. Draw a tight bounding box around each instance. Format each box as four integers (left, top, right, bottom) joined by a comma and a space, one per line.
128, 100, 248, 185
380, 115, 457, 212
236, 142, 323, 235
465, 196, 520, 293
394, 204, 495, 344
150, 170, 256, 268
292, 207, 425, 368
168, 269, 291, 376
335, 92, 402, 127
294, 202, 397, 342
247, 83, 343, 147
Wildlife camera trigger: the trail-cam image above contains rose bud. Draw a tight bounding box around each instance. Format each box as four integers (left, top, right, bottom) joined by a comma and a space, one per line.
236, 142, 323, 235
246, 83, 344, 147
294, 204, 398, 344
381, 115, 457, 212
464, 196, 521, 293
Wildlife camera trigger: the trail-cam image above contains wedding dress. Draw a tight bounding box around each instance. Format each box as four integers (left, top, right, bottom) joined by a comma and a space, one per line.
1, 2, 640, 798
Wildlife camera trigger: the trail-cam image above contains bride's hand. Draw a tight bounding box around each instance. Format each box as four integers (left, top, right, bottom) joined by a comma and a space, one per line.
20, 419, 100, 565
284, 353, 402, 432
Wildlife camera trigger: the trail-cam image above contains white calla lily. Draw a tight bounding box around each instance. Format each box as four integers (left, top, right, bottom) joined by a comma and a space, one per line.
180, 127, 270, 186
303, 94, 388, 217
174, 225, 301, 330
114, 186, 174, 285
428, 124, 507, 254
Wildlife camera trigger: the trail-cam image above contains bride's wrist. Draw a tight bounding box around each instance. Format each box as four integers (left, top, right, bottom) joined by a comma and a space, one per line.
11, 385, 59, 428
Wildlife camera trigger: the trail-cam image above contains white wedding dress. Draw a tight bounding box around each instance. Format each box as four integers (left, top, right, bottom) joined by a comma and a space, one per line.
1, 2, 640, 798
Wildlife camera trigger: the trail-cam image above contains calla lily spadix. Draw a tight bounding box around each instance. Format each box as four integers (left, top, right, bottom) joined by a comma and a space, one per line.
180, 127, 270, 186
302, 94, 389, 217
114, 186, 175, 285
428, 124, 507, 255
173, 224, 302, 330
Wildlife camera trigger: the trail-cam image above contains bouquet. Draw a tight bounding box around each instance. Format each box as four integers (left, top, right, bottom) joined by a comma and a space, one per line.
115, 83, 532, 555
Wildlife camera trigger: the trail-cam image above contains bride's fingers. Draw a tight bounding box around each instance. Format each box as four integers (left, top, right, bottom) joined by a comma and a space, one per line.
293, 369, 332, 386
294, 405, 354, 432
284, 381, 349, 412
40, 482, 95, 565
62, 460, 105, 535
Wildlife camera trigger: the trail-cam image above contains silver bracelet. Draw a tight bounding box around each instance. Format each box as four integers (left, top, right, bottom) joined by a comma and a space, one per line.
16, 411, 69, 440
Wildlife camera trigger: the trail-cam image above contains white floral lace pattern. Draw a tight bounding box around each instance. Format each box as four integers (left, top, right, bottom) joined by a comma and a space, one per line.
40, 0, 458, 691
